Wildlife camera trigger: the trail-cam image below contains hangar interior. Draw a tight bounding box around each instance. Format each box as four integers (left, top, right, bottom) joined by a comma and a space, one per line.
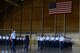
0, 0, 80, 52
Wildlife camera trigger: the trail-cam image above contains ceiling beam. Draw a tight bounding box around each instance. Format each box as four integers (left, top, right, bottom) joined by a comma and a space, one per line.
5, 0, 20, 7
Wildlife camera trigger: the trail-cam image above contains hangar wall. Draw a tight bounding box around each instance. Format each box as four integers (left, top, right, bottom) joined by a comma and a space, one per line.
0, 0, 80, 46
0, 0, 79, 34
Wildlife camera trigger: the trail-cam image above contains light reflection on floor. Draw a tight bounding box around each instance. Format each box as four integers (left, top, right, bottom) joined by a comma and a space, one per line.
0, 45, 80, 53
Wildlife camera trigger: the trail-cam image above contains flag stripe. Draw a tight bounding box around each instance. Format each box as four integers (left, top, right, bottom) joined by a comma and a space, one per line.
49, 1, 72, 14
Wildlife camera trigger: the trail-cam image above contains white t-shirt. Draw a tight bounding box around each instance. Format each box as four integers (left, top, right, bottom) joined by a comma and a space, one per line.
6, 36, 9, 40
45, 36, 50, 40
23, 38, 25, 40
11, 32, 16, 39
39, 37, 44, 41
37, 36, 40, 40
20, 37, 23, 40
17, 37, 19, 40
43, 36, 46, 40
50, 37, 55, 41
59, 36, 65, 41
3, 36, 6, 39
20, 37, 22, 40
0, 36, 2, 39
55, 37, 59, 41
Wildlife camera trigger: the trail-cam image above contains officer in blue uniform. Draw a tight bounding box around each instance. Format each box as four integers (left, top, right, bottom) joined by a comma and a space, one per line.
39, 35, 44, 49
50, 36, 55, 47
45, 35, 49, 47
21, 37, 23, 45
19, 37, 21, 45
10, 30, 16, 52
37, 35, 40, 49
3, 36, 6, 45
64, 37, 73, 48
55, 36, 59, 48
22, 37, 25, 46
0, 35, 2, 45
6, 35, 9, 45
59, 34, 65, 49
69, 39, 73, 48
24, 34, 29, 51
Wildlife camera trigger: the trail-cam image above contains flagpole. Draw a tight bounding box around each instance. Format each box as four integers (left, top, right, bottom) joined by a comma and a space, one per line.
54, 15, 57, 36
64, 14, 66, 36
30, 0, 33, 50
79, 0, 80, 40
20, 0, 23, 36
41, 0, 44, 36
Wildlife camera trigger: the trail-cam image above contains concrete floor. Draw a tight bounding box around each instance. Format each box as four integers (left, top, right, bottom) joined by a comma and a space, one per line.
0, 45, 80, 53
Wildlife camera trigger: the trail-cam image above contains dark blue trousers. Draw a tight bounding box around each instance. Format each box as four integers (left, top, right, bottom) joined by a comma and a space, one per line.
60, 41, 64, 49
6, 40, 9, 45
40, 41, 43, 49
51, 41, 55, 47
24, 41, 29, 50
0, 40, 2, 45
11, 39, 16, 52
38, 41, 40, 48
55, 41, 59, 48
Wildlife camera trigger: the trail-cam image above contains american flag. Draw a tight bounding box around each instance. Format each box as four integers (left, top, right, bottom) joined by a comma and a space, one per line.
49, 1, 72, 14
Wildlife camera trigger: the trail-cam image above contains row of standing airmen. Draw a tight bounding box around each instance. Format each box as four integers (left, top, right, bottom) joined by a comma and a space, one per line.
0, 35, 25, 45
37, 34, 73, 50
0, 31, 73, 52
0, 30, 29, 53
